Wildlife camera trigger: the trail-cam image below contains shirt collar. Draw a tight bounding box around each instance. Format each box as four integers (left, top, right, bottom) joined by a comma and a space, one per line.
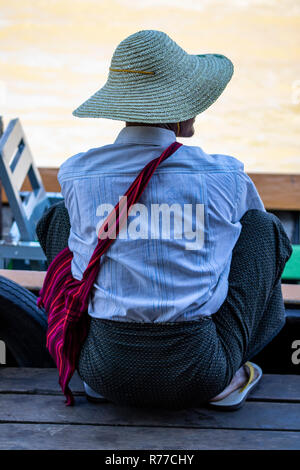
114, 125, 177, 146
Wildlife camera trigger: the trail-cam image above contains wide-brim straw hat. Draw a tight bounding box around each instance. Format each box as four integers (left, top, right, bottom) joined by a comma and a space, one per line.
72, 30, 234, 123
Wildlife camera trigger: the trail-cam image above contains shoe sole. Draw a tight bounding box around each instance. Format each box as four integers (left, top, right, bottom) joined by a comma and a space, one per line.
207, 362, 263, 412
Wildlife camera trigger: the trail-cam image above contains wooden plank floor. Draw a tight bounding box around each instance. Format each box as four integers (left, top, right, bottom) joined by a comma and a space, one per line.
0, 368, 299, 450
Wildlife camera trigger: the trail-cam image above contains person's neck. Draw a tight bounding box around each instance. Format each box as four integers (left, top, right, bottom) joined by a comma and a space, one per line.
126, 122, 168, 128
125, 122, 177, 133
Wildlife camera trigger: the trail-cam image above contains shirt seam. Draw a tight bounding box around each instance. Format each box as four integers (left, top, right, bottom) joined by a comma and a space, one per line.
233, 171, 243, 222
58, 168, 244, 183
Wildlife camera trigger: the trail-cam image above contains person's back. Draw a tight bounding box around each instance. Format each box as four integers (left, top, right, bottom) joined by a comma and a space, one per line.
35, 29, 292, 410
58, 125, 265, 323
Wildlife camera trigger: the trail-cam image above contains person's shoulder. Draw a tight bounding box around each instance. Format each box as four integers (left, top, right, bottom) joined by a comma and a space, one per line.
57, 151, 86, 182
59, 150, 86, 167
179, 144, 245, 172
209, 152, 245, 171
57, 144, 114, 182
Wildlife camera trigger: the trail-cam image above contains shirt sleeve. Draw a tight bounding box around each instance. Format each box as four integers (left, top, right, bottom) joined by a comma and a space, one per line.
232, 170, 266, 223
57, 162, 76, 212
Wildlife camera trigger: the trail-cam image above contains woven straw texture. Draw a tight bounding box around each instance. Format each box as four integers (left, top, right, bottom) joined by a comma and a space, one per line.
72, 29, 234, 123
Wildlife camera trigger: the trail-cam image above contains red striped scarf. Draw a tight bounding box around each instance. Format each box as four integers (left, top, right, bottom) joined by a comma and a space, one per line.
37, 141, 182, 405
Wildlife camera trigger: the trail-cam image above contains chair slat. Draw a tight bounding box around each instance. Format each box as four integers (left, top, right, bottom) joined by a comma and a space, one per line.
0, 118, 50, 242
0, 118, 23, 166
0, 269, 299, 304
11, 145, 33, 191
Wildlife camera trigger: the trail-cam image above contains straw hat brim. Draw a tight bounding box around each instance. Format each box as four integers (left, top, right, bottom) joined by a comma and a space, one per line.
72, 53, 234, 123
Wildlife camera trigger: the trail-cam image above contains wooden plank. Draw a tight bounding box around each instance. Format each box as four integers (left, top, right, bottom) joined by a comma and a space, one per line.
0, 368, 84, 395
0, 269, 46, 290
37, 167, 61, 193
247, 173, 300, 211
282, 284, 300, 304
0, 269, 298, 303
1, 369, 300, 403
0, 423, 299, 450
35, 170, 300, 211
0, 394, 299, 431
1, 169, 300, 210
250, 374, 300, 402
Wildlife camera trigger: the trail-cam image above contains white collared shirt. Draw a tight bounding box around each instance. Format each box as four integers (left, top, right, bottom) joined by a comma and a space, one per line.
58, 126, 266, 322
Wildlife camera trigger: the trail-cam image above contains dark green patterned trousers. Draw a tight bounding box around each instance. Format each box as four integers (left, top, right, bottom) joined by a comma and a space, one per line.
37, 205, 293, 409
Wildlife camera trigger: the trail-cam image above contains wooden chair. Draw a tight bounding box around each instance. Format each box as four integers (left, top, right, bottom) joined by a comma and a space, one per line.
0, 117, 63, 268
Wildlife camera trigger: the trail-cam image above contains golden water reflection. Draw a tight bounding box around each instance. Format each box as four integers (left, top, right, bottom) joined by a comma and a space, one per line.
1, 0, 299, 173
